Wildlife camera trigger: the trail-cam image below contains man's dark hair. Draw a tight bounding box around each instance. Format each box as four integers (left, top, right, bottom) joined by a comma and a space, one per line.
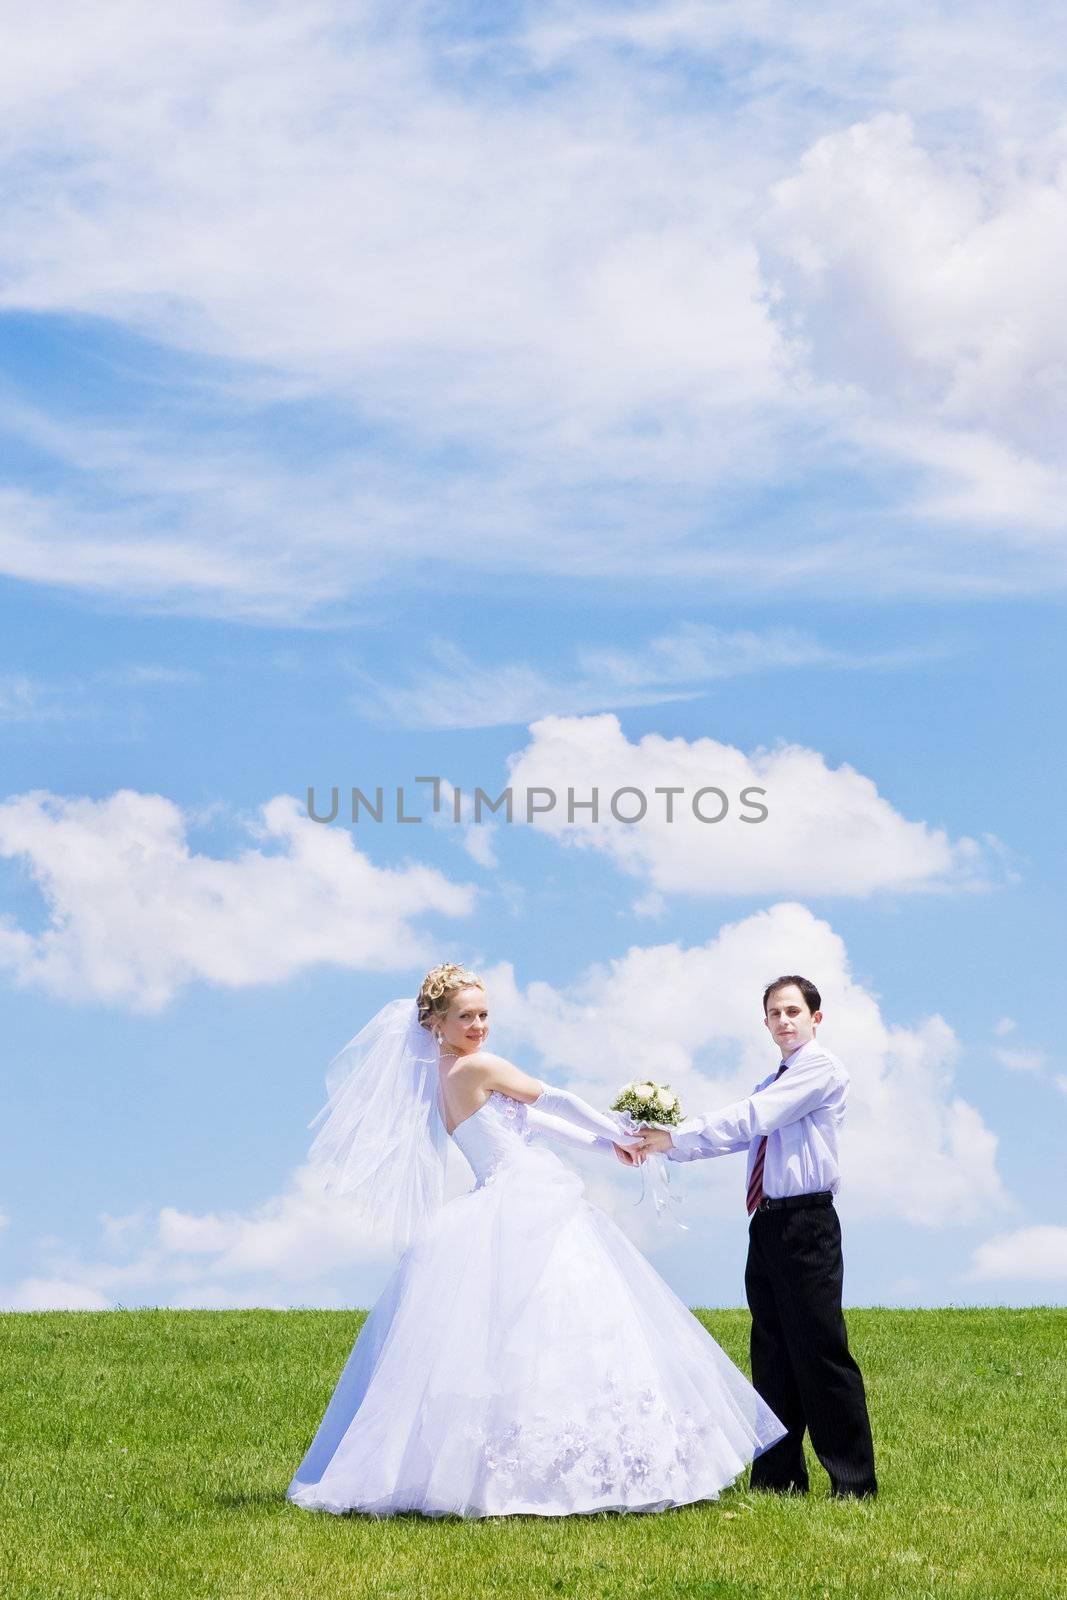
763, 975, 821, 1015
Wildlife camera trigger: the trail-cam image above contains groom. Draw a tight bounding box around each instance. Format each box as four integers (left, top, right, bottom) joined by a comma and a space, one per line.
634, 975, 877, 1499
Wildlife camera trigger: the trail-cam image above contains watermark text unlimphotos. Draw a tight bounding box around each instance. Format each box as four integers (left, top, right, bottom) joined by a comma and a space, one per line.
306, 777, 769, 826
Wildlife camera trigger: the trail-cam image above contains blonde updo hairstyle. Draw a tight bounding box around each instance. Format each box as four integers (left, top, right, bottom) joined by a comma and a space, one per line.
417, 963, 486, 1036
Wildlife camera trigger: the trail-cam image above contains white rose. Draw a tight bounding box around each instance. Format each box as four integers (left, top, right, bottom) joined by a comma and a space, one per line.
637, 1082, 657, 1099
655, 1088, 676, 1111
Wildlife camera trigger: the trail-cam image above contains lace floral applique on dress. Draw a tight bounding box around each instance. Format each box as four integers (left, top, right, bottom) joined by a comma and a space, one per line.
466, 1372, 719, 1503
488, 1090, 525, 1128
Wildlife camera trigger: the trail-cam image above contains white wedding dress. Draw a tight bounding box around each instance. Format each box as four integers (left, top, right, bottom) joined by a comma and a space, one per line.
286, 1089, 785, 1517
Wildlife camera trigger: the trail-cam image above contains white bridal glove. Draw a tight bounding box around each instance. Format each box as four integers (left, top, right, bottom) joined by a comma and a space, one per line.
533, 1082, 632, 1145
525, 1105, 614, 1152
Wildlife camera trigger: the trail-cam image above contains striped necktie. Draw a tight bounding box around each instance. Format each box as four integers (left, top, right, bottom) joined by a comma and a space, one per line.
746, 1060, 789, 1216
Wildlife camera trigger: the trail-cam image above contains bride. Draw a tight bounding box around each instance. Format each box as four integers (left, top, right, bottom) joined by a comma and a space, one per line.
286, 963, 785, 1517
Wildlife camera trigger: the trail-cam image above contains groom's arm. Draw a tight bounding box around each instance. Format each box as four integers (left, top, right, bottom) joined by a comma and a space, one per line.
663, 1051, 843, 1163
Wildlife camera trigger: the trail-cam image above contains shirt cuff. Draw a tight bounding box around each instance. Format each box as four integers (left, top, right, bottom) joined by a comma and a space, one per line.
664, 1119, 704, 1161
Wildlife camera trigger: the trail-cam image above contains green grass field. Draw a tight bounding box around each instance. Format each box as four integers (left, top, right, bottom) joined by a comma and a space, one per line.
1, 1308, 1063, 1600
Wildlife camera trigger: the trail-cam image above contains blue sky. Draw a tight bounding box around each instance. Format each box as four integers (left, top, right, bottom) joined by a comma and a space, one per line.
1, 0, 1065, 1310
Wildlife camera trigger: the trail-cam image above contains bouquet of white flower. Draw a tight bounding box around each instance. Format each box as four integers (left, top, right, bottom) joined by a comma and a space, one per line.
611, 1080, 683, 1128
610, 1081, 687, 1230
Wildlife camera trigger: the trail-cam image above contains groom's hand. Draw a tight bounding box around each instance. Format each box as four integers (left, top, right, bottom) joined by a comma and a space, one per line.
634, 1127, 674, 1156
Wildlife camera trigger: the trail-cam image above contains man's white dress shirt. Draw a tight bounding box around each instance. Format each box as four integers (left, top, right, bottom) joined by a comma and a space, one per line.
665, 1038, 849, 1199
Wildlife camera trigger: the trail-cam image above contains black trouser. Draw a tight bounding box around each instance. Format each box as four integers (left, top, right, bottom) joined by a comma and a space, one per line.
745, 1194, 877, 1497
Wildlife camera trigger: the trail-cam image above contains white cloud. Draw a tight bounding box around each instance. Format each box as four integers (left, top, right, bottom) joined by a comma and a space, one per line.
0, 788, 473, 1011
149, 1169, 397, 1282
993, 1046, 1048, 1075
1, 1276, 111, 1311
0, 660, 203, 734
0, 1179, 382, 1312
506, 713, 999, 897
99, 1210, 147, 1251
0, 8, 783, 439
524, 0, 1064, 111
967, 1225, 1067, 1283
461, 823, 499, 871
361, 643, 700, 732
0, 5, 1063, 617
0, 671, 74, 725
96, 663, 202, 688
0, 1146, 484, 1312
763, 111, 1067, 519
1057, 1075, 1067, 1097
426, 779, 500, 871
482, 900, 1008, 1228
0, 4, 786, 619
362, 627, 936, 731
994, 1016, 1016, 1036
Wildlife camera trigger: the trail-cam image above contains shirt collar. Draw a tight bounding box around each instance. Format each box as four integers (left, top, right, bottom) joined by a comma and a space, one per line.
755, 1037, 813, 1090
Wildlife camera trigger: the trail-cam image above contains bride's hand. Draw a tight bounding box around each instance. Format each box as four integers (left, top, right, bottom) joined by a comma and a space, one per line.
613, 1142, 646, 1167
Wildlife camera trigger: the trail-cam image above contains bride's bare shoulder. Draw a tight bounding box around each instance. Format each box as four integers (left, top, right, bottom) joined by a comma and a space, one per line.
452, 1049, 512, 1076
447, 1049, 530, 1090
460, 1050, 542, 1100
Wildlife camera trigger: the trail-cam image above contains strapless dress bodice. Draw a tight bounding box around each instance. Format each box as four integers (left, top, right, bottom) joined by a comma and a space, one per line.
449, 1091, 530, 1184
